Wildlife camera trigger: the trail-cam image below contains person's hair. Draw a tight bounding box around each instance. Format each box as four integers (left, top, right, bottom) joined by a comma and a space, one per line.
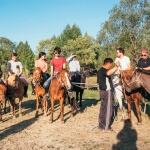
39, 52, 46, 59
117, 47, 124, 54
53, 47, 61, 54
11, 52, 18, 57
103, 58, 113, 65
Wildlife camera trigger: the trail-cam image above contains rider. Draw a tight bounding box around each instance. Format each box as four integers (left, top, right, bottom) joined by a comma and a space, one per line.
43, 47, 66, 89
66, 53, 80, 79
114, 47, 131, 103
7, 52, 28, 97
137, 49, 150, 101
31, 52, 49, 95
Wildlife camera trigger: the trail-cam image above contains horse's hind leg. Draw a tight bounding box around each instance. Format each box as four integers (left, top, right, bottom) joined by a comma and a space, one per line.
35, 96, 39, 118
134, 100, 142, 123
127, 101, 132, 121
19, 98, 23, 117
0, 103, 2, 121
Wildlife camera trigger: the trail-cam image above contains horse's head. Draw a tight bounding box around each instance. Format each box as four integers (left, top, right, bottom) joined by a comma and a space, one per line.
33, 67, 43, 83
82, 65, 91, 77
58, 69, 71, 90
125, 69, 142, 93
7, 73, 18, 87
120, 70, 133, 84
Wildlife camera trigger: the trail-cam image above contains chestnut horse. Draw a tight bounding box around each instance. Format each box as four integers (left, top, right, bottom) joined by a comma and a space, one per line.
0, 81, 7, 122
33, 67, 48, 118
49, 69, 72, 123
6, 73, 24, 118
121, 70, 142, 123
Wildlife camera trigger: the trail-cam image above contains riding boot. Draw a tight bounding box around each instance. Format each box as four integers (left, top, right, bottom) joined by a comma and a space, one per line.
24, 86, 28, 98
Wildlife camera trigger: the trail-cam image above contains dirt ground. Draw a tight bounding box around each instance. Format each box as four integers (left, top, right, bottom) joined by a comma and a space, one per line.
0, 94, 150, 150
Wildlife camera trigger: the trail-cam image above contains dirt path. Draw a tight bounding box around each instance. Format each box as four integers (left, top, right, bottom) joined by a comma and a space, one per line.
0, 96, 150, 150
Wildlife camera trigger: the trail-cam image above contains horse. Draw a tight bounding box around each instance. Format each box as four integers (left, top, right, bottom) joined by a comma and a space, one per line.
125, 68, 150, 94
33, 67, 48, 118
0, 81, 7, 122
120, 69, 142, 123
6, 73, 24, 118
71, 66, 91, 107
49, 69, 72, 123
111, 74, 125, 120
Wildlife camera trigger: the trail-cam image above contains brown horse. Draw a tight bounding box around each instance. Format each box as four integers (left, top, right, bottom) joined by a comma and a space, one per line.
49, 69, 72, 123
125, 68, 150, 93
0, 82, 7, 122
121, 70, 142, 123
33, 67, 48, 118
6, 73, 24, 118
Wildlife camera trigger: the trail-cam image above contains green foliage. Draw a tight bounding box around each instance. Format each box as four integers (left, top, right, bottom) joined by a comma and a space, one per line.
16, 41, 35, 74
97, 0, 150, 68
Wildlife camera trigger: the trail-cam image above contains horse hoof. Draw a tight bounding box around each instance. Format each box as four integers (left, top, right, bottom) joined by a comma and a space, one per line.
137, 122, 142, 125
12, 116, 16, 119
49, 120, 53, 123
61, 120, 64, 124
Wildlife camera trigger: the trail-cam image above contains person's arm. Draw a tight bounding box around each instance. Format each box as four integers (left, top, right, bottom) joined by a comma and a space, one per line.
142, 66, 150, 70
77, 61, 80, 72
107, 61, 120, 76
51, 66, 54, 77
63, 63, 66, 69
66, 56, 73, 63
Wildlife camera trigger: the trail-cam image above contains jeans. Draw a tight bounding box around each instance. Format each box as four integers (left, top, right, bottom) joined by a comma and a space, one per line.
43, 77, 51, 89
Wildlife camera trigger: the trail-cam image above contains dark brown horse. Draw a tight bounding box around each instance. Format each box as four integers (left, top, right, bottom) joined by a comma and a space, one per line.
71, 66, 91, 107
6, 73, 24, 118
121, 70, 142, 123
33, 67, 48, 118
0, 81, 7, 122
49, 69, 72, 123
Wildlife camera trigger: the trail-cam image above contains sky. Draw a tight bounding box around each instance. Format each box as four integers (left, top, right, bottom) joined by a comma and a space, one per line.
0, 0, 120, 52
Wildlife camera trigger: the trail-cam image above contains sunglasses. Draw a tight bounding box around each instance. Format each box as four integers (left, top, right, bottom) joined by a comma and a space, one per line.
141, 54, 147, 56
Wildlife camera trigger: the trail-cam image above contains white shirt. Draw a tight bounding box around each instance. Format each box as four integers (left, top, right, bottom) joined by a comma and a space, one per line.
115, 56, 130, 71
66, 56, 80, 73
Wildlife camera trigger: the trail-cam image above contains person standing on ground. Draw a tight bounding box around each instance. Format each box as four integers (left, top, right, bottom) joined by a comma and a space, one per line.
97, 58, 120, 131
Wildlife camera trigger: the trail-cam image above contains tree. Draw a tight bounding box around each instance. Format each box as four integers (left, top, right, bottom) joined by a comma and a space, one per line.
16, 41, 35, 74
97, 0, 150, 68
0, 37, 15, 78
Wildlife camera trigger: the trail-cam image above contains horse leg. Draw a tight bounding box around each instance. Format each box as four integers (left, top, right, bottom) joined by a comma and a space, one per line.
18, 97, 23, 117
70, 98, 74, 117
10, 99, 16, 118
4, 99, 7, 113
50, 99, 54, 123
79, 89, 84, 107
127, 101, 132, 121
42, 98, 47, 116
60, 98, 64, 123
134, 100, 142, 123
35, 95, 39, 118
0, 103, 2, 121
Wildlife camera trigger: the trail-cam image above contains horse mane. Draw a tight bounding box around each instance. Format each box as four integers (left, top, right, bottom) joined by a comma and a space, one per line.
122, 69, 132, 79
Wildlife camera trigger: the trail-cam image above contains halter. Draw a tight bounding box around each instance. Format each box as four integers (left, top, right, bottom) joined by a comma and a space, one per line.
126, 71, 142, 86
